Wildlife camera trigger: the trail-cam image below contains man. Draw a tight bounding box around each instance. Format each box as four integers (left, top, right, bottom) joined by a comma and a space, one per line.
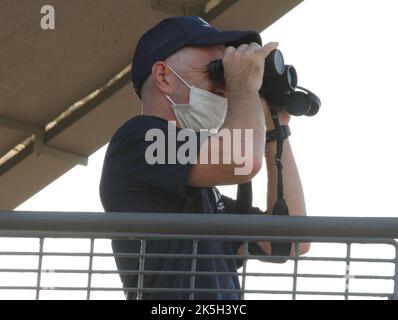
100, 16, 309, 300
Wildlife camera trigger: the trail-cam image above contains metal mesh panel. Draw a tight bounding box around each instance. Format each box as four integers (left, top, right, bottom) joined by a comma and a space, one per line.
0, 234, 397, 300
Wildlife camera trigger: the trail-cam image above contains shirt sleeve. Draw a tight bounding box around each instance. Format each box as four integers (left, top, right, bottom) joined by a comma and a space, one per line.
103, 115, 204, 197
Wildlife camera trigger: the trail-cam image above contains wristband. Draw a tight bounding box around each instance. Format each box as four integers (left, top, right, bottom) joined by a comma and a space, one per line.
266, 125, 291, 143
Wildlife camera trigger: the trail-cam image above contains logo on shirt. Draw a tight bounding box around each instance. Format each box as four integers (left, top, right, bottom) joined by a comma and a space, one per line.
212, 188, 225, 212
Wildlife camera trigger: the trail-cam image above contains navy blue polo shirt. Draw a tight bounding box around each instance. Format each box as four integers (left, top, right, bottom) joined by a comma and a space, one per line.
99, 115, 263, 300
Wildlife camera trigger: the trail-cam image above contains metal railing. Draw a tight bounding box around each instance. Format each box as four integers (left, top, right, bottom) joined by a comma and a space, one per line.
0, 211, 397, 300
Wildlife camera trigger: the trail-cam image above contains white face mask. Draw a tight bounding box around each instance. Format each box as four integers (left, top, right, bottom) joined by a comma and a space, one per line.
165, 65, 228, 132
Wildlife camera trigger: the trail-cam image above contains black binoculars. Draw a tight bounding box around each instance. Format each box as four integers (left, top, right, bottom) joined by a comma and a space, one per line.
206, 49, 321, 116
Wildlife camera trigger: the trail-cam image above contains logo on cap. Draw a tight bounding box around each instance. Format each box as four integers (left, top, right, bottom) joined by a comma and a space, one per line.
197, 17, 211, 28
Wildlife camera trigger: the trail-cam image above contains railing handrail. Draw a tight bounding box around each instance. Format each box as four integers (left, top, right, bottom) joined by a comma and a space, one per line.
1, 211, 398, 239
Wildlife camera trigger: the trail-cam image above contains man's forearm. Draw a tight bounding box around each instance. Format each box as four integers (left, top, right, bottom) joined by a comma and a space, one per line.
265, 137, 310, 255
256, 99, 309, 256
265, 138, 306, 216
222, 89, 265, 158
188, 91, 265, 187
260, 96, 306, 216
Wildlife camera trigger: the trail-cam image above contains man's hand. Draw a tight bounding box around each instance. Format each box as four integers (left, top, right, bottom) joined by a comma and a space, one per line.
222, 42, 279, 95
277, 109, 291, 126
261, 98, 291, 130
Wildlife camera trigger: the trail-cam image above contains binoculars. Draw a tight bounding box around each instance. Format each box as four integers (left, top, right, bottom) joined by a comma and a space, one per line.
206, 49, 321, 116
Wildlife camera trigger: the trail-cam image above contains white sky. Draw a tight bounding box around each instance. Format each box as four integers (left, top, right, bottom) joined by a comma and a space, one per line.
4, 0, 398, 299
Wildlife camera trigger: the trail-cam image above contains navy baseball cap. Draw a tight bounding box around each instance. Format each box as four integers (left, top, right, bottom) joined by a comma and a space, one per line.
131, 16, 262, 98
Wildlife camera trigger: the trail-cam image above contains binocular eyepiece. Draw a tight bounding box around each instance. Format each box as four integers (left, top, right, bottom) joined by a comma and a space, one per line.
206, 49, 321, 117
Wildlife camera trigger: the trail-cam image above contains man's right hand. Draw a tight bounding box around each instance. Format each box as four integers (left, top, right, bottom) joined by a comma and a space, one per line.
222, 42, 279, 94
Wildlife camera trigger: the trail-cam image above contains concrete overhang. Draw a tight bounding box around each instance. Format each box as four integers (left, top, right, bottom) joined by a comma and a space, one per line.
0, 0, 303, 210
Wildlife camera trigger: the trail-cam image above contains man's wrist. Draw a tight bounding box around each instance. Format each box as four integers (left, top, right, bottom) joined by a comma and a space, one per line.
266, 125, 291, 144
265, 114, 290, 130
261, 99, 291, 128
226, 81, 259, 97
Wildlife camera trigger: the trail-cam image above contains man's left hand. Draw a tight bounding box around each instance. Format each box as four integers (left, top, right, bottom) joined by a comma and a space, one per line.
261, 98, 291, 129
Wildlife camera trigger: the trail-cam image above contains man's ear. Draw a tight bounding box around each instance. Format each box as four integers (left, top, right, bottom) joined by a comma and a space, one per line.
151, 61, 173, 95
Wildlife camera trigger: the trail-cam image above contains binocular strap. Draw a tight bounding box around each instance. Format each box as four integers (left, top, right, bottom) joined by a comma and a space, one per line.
269, 106, 292, 257
236, 106, 292, 260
